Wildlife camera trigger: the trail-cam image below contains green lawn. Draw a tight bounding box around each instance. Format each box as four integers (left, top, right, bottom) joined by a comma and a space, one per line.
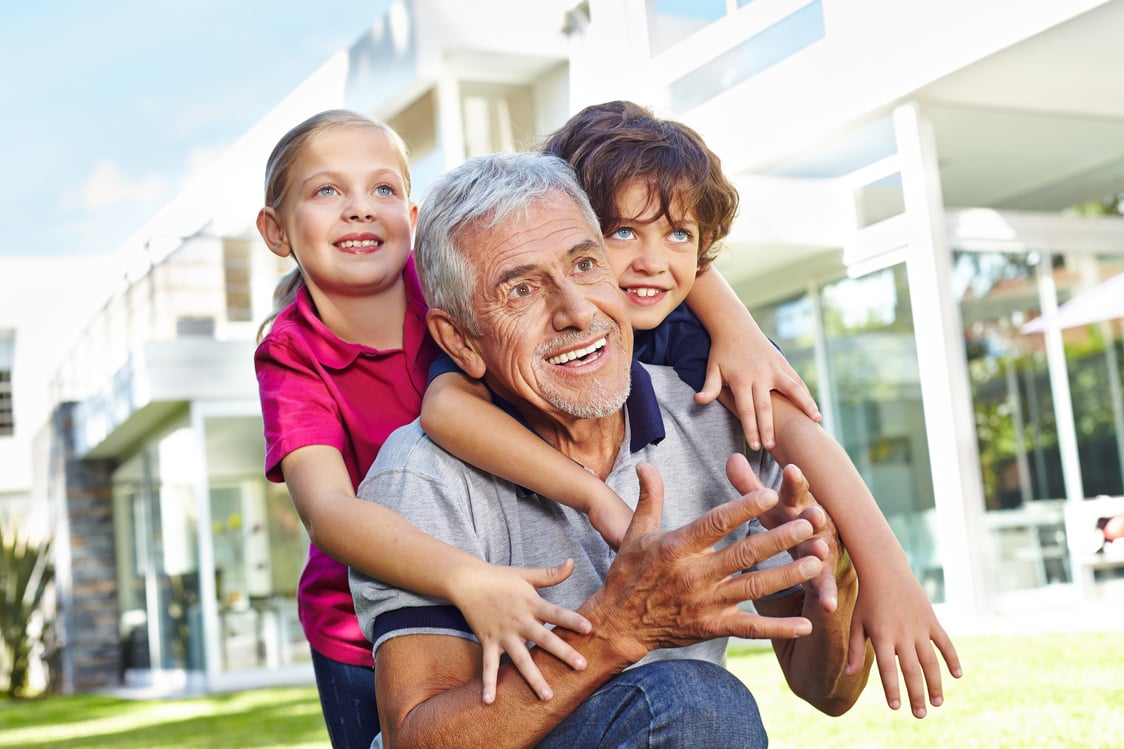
1, 633, 1120, 748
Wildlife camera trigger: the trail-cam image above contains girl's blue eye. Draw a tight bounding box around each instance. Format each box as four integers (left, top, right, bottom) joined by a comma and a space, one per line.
317, 186, 338, 197
375, 184, 394, 197
610, 227, 635, 240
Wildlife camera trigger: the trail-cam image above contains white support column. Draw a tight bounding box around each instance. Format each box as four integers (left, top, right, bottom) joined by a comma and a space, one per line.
894, 101, 988, 622
1036, 262, 1085, 501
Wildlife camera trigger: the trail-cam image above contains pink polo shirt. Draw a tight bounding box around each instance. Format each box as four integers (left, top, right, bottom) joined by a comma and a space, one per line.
254, 255, 439, 666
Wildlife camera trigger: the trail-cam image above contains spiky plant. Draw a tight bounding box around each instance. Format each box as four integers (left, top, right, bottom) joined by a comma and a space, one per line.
0, 521, 54, 698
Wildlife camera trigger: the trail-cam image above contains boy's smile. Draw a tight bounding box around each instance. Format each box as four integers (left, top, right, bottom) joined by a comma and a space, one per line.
605, 181, 701, 331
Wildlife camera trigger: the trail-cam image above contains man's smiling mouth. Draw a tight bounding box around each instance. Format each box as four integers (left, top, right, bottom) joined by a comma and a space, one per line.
547, 337, 607, 365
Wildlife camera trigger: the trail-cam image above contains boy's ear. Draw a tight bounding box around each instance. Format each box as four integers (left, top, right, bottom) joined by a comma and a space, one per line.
427, 309, 486, 379
257, 207, 290, 258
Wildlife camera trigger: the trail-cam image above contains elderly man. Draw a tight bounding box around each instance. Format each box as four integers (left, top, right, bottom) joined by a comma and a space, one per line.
350, 152, 871, 748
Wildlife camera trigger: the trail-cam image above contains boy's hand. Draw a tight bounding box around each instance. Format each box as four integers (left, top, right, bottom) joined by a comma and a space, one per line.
696, 328, 820, 451
585, 485, 635, 550
848, 570, 963, 718
455, 561, 592, 704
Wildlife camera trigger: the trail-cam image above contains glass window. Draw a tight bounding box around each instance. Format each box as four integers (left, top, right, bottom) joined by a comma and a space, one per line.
955, 251, 1069, 591
818, 265, 942, 600
667, 0, 825, 112
223, 239, 253, 323
753, 265, 943, 601
0, 331, 12, 436
648, 0, 728, 56
113, 434, 204, 674
205, 415, 309, 672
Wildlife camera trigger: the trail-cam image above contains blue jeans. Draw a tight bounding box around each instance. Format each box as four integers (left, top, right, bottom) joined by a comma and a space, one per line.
539, 659, 768, 748
310, 647, 380, 749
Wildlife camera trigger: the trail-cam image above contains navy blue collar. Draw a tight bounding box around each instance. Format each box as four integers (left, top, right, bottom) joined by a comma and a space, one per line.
490, 360, 665, 455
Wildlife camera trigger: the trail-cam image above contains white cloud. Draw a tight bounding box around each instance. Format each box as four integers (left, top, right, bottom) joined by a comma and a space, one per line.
79, 160, 167, 210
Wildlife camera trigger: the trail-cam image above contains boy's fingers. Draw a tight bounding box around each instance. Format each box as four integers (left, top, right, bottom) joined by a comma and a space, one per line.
694, 364, 723, 405
747, 384, 774, 451
874, 642, 902, 712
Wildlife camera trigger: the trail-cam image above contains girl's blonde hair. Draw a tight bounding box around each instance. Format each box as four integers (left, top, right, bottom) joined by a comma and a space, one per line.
256, 109, 411, 340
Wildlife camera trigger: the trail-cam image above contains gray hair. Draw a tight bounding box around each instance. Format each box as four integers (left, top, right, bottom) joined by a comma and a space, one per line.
413, 151, 602, 335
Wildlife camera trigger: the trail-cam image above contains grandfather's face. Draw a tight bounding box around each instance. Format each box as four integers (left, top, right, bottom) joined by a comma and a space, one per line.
462, 193, 633, 422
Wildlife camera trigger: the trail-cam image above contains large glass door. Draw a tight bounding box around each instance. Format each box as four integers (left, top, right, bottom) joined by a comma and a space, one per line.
754, 262, 944, 601
951, 212, 1124, 597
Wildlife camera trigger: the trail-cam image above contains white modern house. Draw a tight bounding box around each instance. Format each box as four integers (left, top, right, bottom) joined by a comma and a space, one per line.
12, 0, 1123, 695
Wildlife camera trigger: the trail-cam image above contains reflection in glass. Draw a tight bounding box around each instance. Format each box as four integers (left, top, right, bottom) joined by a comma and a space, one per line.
755, 264, 943, 601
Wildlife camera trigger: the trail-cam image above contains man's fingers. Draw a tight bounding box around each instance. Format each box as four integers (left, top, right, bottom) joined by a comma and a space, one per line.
672, 489, 781, 555
631, 462, 666, 535
725, 452, 766, 496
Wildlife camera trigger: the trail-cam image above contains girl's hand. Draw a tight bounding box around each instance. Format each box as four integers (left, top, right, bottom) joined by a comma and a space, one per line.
696, 327, 820, 451
846, 569, 963, 718
455, 560, 592, 704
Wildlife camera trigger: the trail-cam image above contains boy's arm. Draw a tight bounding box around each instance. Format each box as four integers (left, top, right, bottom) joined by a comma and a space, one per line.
761, 395, 962, 718
279, 445, 592, 703
421, 371, 634, 549
686, 268, 820, 450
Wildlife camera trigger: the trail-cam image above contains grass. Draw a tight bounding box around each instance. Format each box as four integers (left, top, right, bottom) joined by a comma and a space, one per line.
0, 633, 1119, 748
729, 631, 1123, 749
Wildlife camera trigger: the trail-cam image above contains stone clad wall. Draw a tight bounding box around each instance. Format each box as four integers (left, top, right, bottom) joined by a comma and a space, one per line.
53, 403, 120, 693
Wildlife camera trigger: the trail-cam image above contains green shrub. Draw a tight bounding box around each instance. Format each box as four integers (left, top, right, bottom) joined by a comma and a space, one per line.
0, 522, 55, 698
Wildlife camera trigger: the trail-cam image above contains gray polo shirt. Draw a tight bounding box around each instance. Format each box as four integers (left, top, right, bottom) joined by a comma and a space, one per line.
349, 362, 790, 666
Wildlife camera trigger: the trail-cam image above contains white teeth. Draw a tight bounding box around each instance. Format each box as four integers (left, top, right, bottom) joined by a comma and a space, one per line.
339, 239, 380, 248
547, 337, 607, 365
630, 287, 661, 298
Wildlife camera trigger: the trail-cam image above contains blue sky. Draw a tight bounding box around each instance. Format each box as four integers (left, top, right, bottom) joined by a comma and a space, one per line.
0, 1, 390, 259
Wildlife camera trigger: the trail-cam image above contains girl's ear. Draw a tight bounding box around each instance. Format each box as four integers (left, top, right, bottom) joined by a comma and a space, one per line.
427, 309, 486, 378
257, 207, 290, 258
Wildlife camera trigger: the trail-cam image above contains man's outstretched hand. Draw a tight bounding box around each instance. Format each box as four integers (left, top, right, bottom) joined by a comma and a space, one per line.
581, 460, 827, 665
724, 454, 842, 613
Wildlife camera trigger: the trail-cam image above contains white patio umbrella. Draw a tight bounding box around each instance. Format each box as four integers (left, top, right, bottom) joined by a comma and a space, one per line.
1021, 271, 1124, 333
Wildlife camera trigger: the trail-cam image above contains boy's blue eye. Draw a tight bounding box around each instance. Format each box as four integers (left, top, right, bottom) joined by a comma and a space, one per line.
670, 229, 692, 243
317, 186, 338, 197
375, 184, 394, 196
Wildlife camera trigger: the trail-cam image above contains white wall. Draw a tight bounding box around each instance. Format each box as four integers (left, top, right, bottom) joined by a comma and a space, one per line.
0, 256, 115, 496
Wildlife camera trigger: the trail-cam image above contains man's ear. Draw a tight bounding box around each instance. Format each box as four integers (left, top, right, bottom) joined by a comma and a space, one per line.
427, 309, 486, 379
257, 207, 290, 258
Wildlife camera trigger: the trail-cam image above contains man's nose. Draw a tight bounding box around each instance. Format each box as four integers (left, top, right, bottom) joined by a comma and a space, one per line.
550, 280, 597, 330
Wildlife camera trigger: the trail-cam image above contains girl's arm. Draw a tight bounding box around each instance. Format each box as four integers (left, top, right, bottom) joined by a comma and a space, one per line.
421, 371, 634, 549
686, 268, 820, 451
280, 444, 592, 704
760, 394, 963, 719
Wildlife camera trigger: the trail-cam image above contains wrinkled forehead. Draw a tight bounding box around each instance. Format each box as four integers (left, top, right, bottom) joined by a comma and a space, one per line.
463, 193, 603, 268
